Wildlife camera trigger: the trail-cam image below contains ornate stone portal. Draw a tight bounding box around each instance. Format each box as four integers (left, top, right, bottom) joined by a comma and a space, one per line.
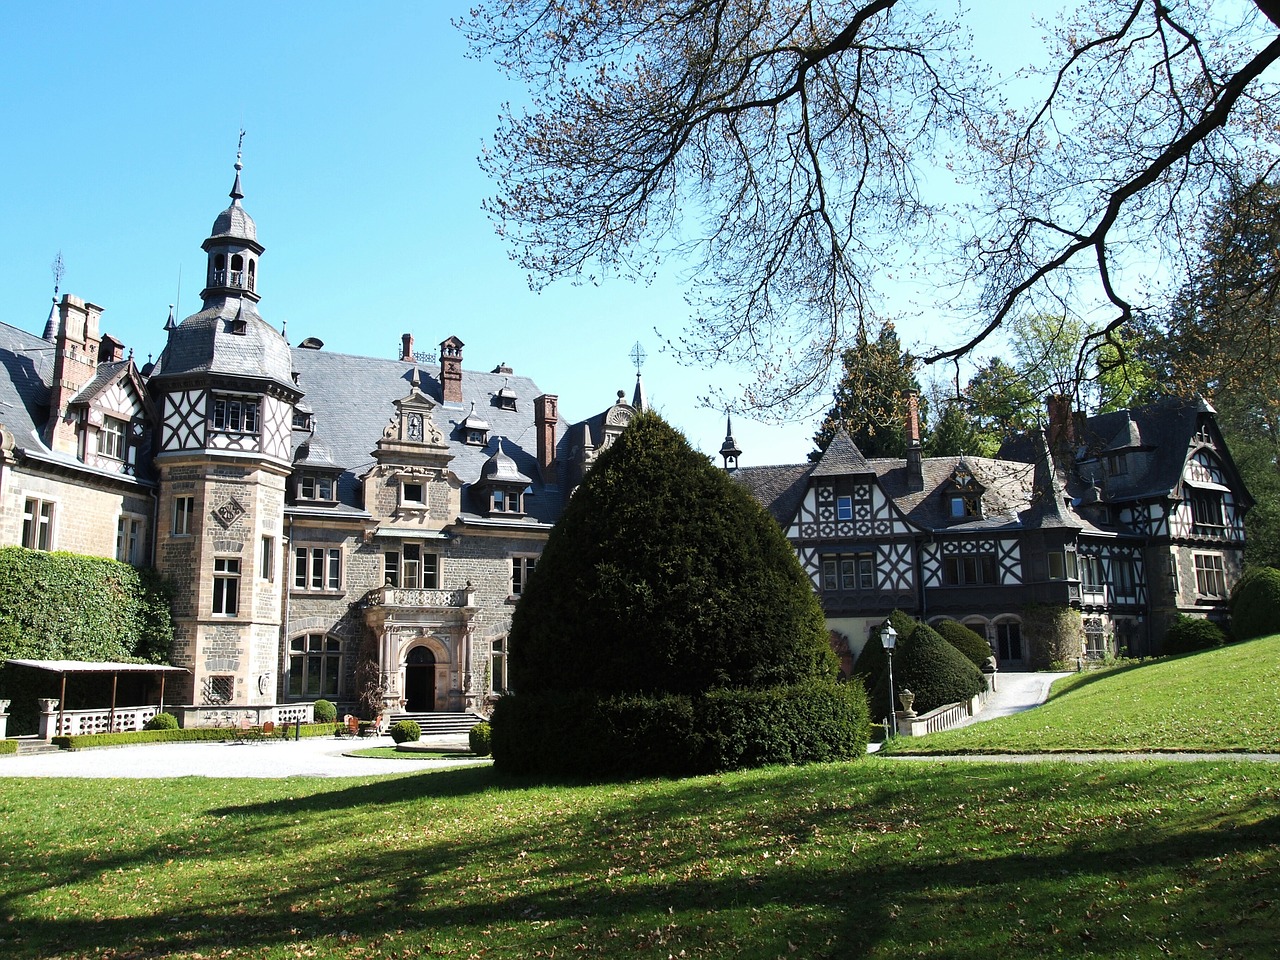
362, 583, 478, 714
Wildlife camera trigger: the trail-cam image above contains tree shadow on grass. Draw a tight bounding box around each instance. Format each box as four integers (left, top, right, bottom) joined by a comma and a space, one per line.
4, 762, 1278, 959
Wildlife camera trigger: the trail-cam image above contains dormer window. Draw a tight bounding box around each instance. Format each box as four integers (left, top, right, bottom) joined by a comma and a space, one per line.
493, 488, 523, 513
292, 410, 314, 431
495, 381, 518, 411
297, 473, 335, 502
460, 402, 490, 446
945, 464, 984, 521
228, 317, 247, 335
1108, 453, 1128, 476
100, 416, 127, 460
401, 481, 425, 507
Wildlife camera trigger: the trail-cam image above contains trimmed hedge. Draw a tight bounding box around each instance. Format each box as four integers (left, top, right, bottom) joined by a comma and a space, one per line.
1230, 566, 1280, 641
1165, 614, 1228, 654
0, 739, 16, 755
50, 723, 336, 750
895, 623, 987, 713
491, 681, 868, 779
933, 620, 994, 669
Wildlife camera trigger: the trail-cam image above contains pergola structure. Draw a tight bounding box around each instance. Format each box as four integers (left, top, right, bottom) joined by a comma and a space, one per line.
3, 660, 190, 735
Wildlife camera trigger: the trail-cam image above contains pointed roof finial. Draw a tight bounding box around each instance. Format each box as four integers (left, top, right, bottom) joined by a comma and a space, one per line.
164, 304, 177, 332
230, 129, 246, 202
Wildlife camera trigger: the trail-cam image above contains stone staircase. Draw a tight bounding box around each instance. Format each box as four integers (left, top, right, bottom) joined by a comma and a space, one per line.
387, 712, 484, 737
13, 739, 62, 756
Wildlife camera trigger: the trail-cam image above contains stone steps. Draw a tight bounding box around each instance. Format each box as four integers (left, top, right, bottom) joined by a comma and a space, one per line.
387, 712, 483, 736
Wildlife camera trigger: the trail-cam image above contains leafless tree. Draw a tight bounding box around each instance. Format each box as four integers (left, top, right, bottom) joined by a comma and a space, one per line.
463, 1, 1280, 415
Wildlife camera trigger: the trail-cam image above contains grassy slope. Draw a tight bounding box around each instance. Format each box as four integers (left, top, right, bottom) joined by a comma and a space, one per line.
0, 760, 1277, 960
883, 633, 1280, 754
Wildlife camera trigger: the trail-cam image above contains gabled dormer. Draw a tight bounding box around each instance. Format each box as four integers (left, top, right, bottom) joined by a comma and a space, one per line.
290, 432, 343, 507
63, 356, 155, 476
944, 462, 985, 522
459, 402, 490, 446
494, 378, 518, 412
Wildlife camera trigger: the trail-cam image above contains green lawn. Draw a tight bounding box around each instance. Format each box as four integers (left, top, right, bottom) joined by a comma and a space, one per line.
1, 636, 1278, 958
883, 633, 1280, 755
1, 759, 1277, 959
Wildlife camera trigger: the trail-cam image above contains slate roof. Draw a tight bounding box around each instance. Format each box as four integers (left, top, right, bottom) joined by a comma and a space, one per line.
288, 344, 574, 525
150, 298, 295, 391
0, 319, 54, 444
734, 463, 814, 526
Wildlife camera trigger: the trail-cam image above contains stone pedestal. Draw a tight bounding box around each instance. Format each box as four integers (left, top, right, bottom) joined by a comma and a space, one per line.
38, 699, 61, 740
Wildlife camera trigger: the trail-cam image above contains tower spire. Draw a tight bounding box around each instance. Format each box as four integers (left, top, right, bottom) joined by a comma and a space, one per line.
720, 412, 742, 471
230, 129, 245, 202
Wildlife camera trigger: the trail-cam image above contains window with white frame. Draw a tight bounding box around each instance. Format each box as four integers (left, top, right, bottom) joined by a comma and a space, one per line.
942, 554, 997, 586
297, 473, 335, 501
293, 546, 342, 592
836, 495, 853, 521
22, 498, 54, 551
401, 481, 425, 507
1080, 554, 1104, 591
116, 515, 145, 565
511, 555, 537, 596
172, 495, 194, 535
212, 557, 240, 615
260, 535, 275, 582
1047, 550, 1079, 581
1194, 553, 1227, 598
383, 543, 439, 589
100, 416, 127, 460
288, 633, 341, 697
211, 395, 260, 434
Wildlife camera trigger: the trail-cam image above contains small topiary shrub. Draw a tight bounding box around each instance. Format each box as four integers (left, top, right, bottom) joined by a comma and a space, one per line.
390, 719, 421, 744
1165, 614, 1228, 654
1229, 566, 1280, 641
853, 609, 918, 696
145, 712, 178, 731
312, 699, 337, 724
468, 721, 492, 756
933, 620, 993, 669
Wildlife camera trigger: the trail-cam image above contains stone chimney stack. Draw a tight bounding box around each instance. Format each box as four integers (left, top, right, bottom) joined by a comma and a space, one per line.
440, 336, 464, 404
904, 390, 924, 491
535, 394, 559, 480
400, 333, 414, 363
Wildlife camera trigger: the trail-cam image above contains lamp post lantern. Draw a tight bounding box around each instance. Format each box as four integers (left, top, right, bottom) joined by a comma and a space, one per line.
880, 621, 898, 738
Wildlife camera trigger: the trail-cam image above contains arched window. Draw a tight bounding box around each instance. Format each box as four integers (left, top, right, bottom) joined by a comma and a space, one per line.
247, 259, 256, 292
212, 253, 227, 287
230, 254, 244, 288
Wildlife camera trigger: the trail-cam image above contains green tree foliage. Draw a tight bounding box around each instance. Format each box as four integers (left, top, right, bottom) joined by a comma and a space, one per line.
1229, 566, 1280, 641
925, 400, 981, 458
0, 547, 173, 663
962, 357, 1040, 457
502, 411, 861, 775
1164, 614, 1228, 654
812, 322, 923, 459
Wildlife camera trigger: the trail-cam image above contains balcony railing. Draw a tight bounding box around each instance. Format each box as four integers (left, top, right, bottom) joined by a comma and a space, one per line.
365, 585, 474, 609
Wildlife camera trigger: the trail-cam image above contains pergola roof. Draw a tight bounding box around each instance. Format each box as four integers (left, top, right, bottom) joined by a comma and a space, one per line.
4, 659, 189, 674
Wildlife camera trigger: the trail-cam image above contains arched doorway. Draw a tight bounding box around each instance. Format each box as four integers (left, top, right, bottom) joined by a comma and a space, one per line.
404, 646, 436, 712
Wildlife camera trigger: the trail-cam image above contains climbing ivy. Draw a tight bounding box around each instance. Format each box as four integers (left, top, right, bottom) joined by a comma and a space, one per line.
0, 547, 173, 664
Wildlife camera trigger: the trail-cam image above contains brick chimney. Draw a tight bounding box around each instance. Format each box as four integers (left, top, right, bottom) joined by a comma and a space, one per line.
1047, 394, 1074, 454
45, 295, 105, 452
904, 390, 924, 491
440, 336, 464, 404
400, 333, 414, 362
535, 394, 559, 480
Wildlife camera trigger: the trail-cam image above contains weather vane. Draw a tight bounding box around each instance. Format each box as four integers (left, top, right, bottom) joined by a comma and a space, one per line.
630, 341, 646, 376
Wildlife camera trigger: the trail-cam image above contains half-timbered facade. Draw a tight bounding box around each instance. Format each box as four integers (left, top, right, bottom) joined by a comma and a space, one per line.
736, 394, 1251, 669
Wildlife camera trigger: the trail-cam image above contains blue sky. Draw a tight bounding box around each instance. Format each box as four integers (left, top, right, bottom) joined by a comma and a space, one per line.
0, 2, 1050, 466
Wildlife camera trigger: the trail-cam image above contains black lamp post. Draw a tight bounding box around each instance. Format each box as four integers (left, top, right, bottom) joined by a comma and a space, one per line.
880, 621, 898, 738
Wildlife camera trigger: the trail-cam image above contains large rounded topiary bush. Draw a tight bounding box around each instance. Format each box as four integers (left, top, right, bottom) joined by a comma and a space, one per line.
933, 620, 993, 669
1229, 566, 1280, 641
494, 411, 867, 777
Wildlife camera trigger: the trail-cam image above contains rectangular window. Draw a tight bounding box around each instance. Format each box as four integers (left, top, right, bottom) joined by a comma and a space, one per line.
1190, 491, 1225, 534
1047, 550, 1078, 581
293, 547, 342, 591
512, 556, 538, 596
383, 544, 438, 589
288, 633, 342, 697
402, 482, 425, 506
212, 557, 240, 615
1194, 554, 1227, 598
298, 474, 334, 501
1080, 555, 1104, 590
172, 495, 194, 535
836, 495, 853, 521
1113, 556, 1136, 596
212, 396, 260, 434
116, 515, 144, 565
204, 675, 234, 704
260, 535, 275, 581
821, 552, 875, 591
22, 498, 54, 551
384, 550, 400, 587
491, 638, 508, 693
100, 416, 127, 459
942, 554, 997, 586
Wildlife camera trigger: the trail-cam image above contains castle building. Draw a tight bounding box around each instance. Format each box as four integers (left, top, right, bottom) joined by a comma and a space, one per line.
0, 156, 1254, 729
734, 392, 1252, 669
